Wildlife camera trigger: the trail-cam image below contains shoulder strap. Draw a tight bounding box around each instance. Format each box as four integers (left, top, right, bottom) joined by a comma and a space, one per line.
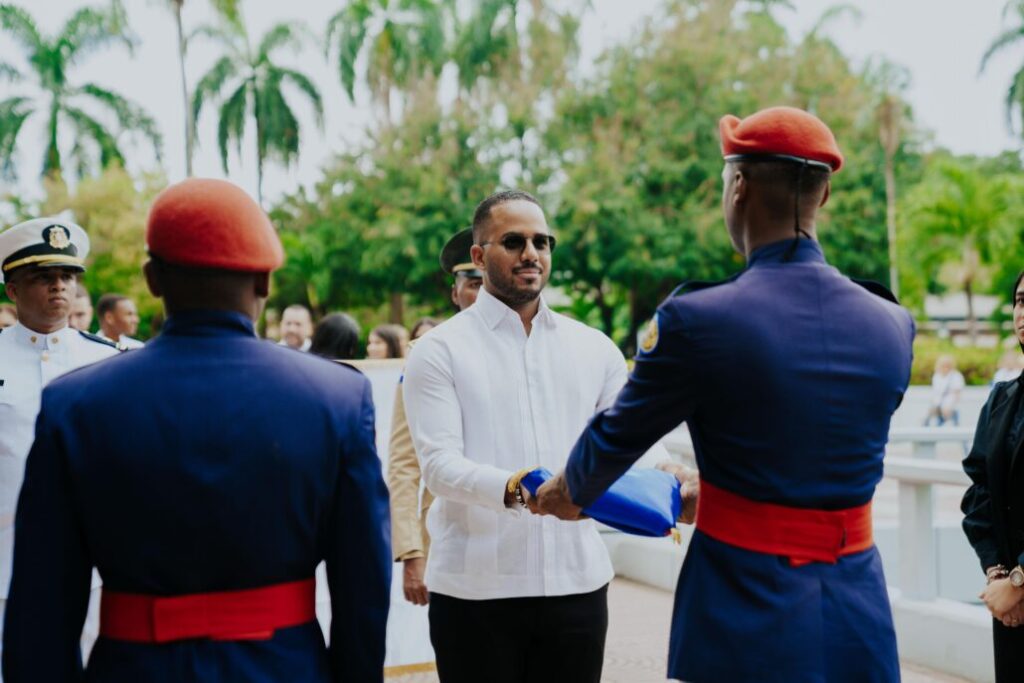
78, 330, 120, 350
850, 278, 899, 304
669, 272, 742, 299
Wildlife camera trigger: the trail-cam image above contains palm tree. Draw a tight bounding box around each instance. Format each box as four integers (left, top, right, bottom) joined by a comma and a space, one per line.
0, 1, 162, 180
449, 0, 520, 95
190, 17, 323, 205
325, 0, 446, 122
159, 0, 240, 176
866, 58, 910, 299
903, 160, 1016, 344
981, 1, 1024, 133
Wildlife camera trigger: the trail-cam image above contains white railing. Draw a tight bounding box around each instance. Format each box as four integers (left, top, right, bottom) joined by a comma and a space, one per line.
885, 427, 974, 600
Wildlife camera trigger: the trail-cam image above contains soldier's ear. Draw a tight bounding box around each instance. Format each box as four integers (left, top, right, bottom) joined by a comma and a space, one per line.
732, 170, 748, 206
143, 260, 163, 298
253, 272, 271, 298
3, 280, 16, 303
819, 181, 831, 208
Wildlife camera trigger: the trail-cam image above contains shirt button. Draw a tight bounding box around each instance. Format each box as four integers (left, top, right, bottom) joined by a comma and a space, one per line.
30, 336, 37, 344
51, 337, 59, 344
41, 351, 50, 362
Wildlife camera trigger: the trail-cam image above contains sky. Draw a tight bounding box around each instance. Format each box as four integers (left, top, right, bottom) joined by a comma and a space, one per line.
0, 0, 1022, 207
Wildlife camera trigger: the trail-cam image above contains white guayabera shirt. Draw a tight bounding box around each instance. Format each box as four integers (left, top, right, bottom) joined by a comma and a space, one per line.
402, 287, 624, 600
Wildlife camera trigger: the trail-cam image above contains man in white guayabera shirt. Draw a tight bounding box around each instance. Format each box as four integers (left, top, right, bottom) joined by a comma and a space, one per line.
402, 190, 626, 683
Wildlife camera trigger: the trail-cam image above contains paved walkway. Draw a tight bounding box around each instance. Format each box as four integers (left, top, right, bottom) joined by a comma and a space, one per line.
389, 579, 969, 682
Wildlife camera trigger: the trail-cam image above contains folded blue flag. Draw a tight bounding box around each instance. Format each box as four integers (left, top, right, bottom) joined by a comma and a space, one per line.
520, 467, 682, 538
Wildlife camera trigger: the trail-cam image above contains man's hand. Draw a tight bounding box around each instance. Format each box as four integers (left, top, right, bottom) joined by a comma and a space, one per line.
656, 461, 700, 525
402, 557, 429, 606
533, 471, 584, 520
980, 577, 1024, 622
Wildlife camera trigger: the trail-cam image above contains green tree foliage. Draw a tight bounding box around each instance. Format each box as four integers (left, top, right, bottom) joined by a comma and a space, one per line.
900, 154, 1024, 342
546, 0, 920, 350
0, 1, 162, 181
325, 0, 446, 121
38, 166, 167, 336
191, 13, 323, 204
271, 91, 502, 323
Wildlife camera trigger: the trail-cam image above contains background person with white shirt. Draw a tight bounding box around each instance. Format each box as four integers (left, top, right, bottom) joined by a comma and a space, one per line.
402, 190, 623, 683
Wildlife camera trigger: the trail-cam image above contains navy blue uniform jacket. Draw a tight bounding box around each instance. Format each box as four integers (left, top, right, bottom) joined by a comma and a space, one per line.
565, 240, 914, 683
3, 311, 391, 683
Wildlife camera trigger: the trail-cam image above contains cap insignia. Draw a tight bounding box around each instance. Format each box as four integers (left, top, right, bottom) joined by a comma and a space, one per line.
44, 225, 71, 250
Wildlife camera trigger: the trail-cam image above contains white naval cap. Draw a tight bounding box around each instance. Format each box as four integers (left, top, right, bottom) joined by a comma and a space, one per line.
0, 217, 90, 284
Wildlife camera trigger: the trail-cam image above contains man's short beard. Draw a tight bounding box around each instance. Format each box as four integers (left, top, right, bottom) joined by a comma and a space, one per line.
485, 262, 543, 308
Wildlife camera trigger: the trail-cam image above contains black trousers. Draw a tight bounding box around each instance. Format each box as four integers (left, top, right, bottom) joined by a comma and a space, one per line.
428, 585, 608, 683
994, 618, 1024, 682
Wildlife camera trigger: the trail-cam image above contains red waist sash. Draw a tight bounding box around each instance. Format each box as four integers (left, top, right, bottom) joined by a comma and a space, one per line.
99, 578, 316, 643
695, 478, 873, 566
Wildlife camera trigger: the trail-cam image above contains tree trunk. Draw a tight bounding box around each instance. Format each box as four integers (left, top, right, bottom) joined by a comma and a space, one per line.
878, 95, 901, 299
43, 99, 61, 177
254, 86, 264, 206
595, 286, 614, 338
965, 279, 976, 346
389, 292, 404, 324
174, 0, 194, 177
884, 153, 898, 298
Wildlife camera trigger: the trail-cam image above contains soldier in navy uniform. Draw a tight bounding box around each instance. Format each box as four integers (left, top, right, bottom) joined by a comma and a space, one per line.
536, 107, 914, 682
0, 218, 119, 661
3, 179, 391, 682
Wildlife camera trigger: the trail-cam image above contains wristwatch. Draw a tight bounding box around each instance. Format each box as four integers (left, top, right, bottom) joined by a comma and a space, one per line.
1010, 565, 1024, 588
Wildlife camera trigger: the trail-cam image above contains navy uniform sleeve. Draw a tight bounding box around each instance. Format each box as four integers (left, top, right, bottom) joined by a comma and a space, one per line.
325, 377, 391, 682
961, 392, 1003, 573
3, 391, 91, 682
566, 303, 699, 507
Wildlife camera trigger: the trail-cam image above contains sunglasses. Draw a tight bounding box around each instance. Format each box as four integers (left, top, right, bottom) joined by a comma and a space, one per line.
479, 233, 557, 254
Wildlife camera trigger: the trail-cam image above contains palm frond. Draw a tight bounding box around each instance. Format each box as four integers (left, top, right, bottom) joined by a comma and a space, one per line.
981, 25, 1024, 74
0, 5, 43, 56
188, 23, 244, 57
216, 81, 248, 173
63, 104, 125, 170
0, 96, 34, 180
0, 61, 21, 82
78, 83, 163, 158
210, 0, 243, 29
273, 67, 324, 128
1004, 65, 1024, 132
326, 4, 371, 99
60, 1, 135, 67
191, 55, 239, 130
256, 82, 300, 166
257, 21, 311, 62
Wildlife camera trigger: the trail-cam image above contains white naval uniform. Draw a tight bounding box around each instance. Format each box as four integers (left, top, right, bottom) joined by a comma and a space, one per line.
0, 322, 118, 662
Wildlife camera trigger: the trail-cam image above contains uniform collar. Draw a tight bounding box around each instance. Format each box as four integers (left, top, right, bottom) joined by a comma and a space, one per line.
474, 286, 555, 331
747, 238, 826, 267
10, 321, 76, 350
161, 310, 256, 338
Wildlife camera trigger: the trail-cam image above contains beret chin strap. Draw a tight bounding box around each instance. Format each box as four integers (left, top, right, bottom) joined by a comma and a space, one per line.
783, 159, 812, 263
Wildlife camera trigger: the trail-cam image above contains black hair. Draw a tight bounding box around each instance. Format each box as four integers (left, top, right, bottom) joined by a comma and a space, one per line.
310, 313, 360, 361
471, 189, 542, 243
1013, 271, 1024, 301
96, 293, 129, 318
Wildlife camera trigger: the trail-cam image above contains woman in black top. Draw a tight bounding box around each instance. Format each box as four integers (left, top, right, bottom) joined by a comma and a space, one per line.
963, 270, 1024, 681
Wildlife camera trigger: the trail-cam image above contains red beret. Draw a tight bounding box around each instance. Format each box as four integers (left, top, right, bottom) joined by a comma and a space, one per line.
146, 178, 284, 272
719, 106, 843, 172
